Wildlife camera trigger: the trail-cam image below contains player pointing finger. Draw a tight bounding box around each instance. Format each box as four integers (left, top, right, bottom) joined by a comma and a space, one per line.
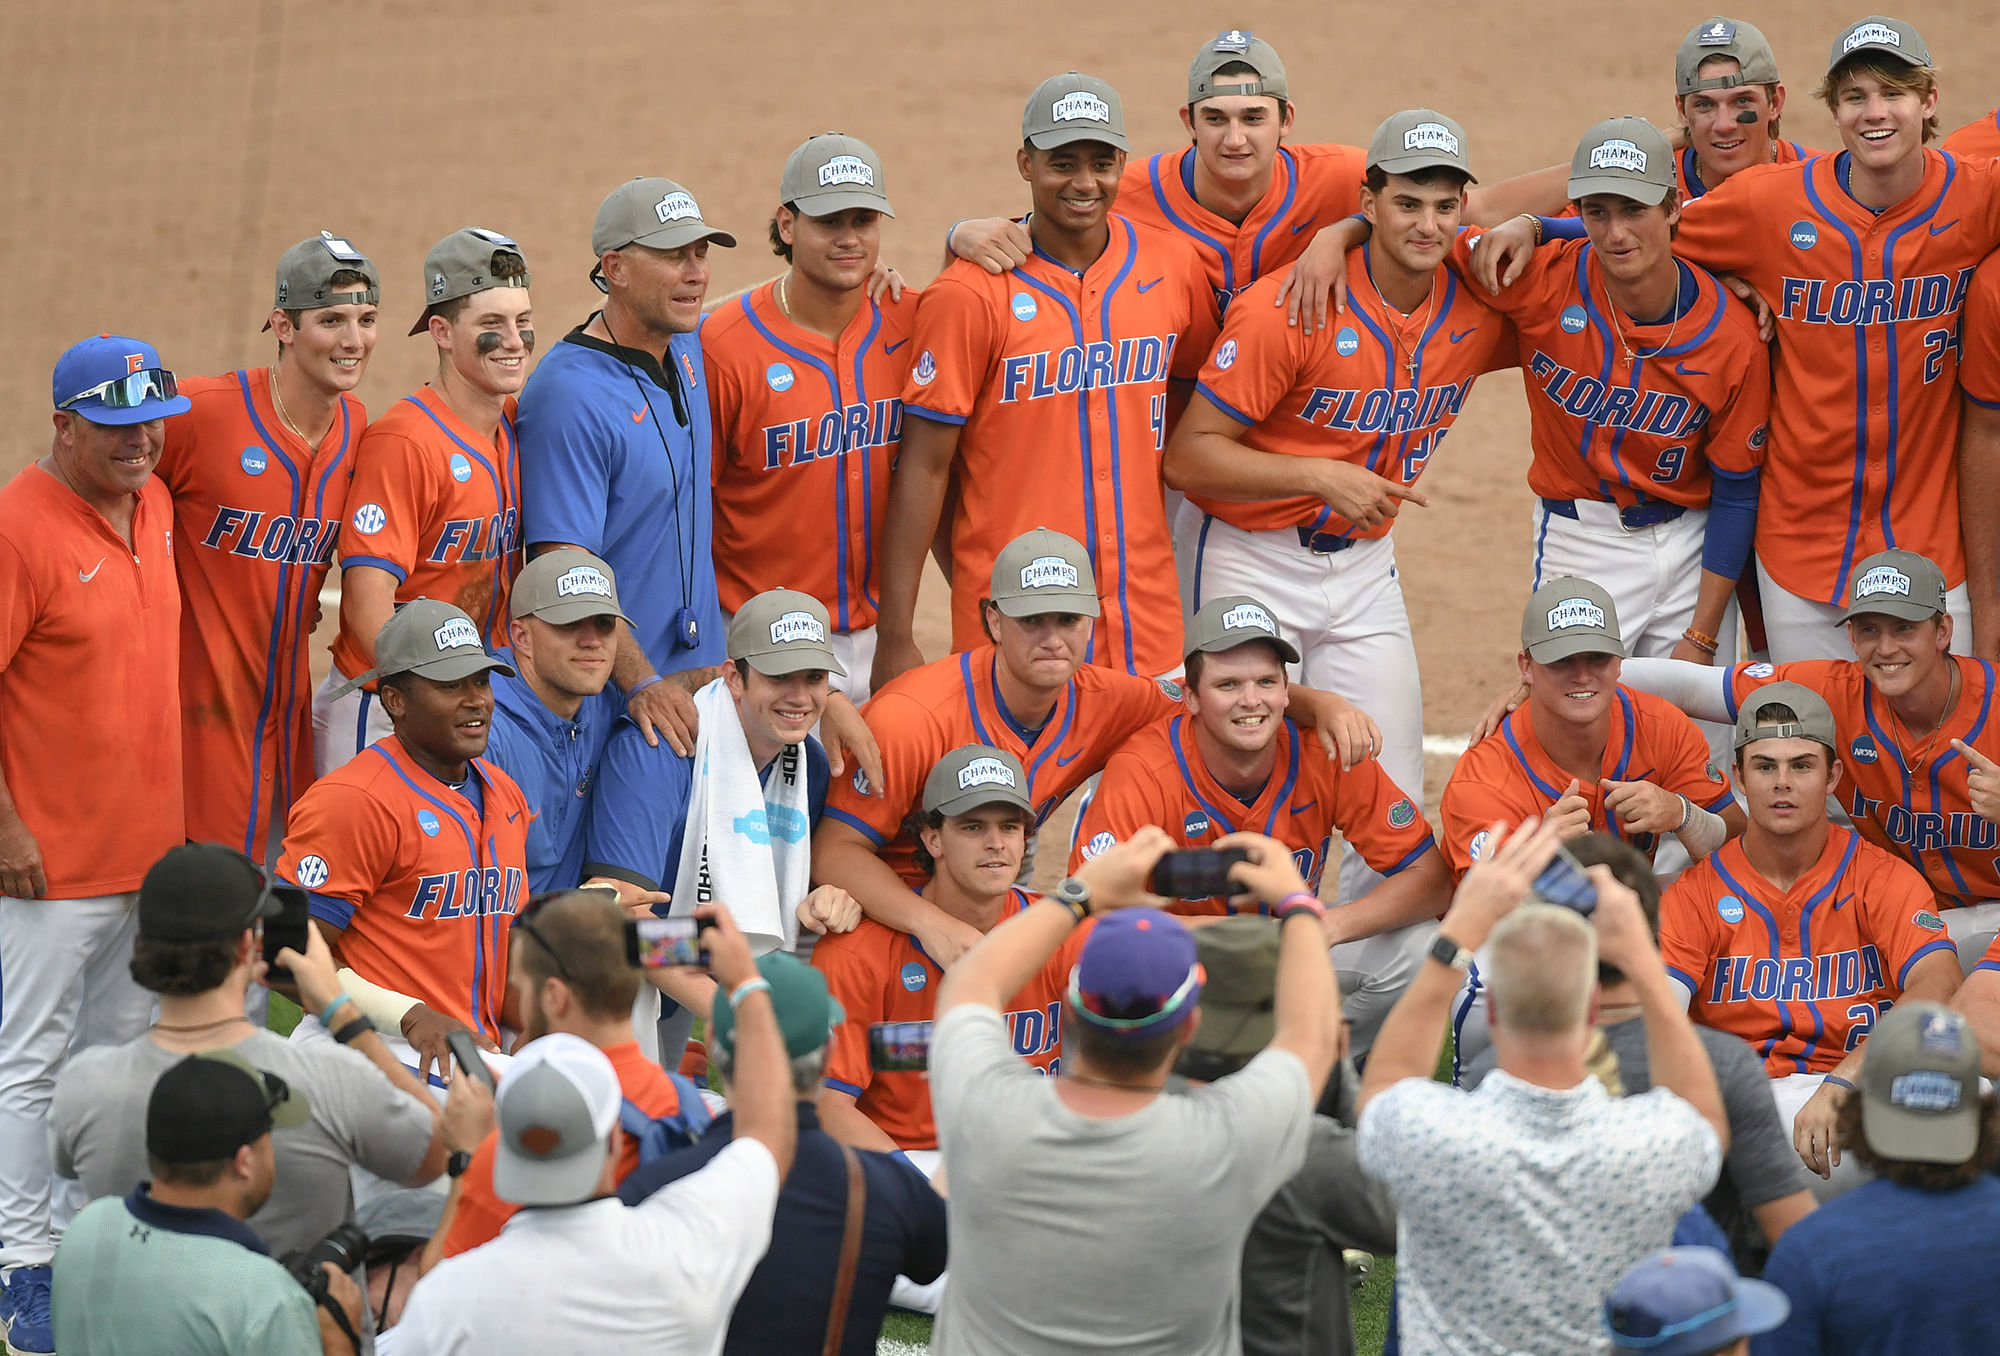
1950, 738, 2000, 822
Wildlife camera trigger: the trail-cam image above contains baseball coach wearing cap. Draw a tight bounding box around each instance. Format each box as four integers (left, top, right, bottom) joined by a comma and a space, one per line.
315, 226, 534, 777
517, 176, 737, 760
53, 1052, 364, 1356
0, 334, 190, 1323
279, 601, 531, 1085
925, 826, 1340, 1354
1758, 1001, 2000, 1353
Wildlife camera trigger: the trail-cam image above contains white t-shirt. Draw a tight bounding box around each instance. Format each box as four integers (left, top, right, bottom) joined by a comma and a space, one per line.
393, 1138, 780, 1356
1357, 1070, 1721, 1355
929, 1004, 1313, 1356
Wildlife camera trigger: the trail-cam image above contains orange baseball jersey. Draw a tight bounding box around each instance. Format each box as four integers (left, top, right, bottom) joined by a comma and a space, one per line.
1978, 930, 2000, 977
1659, 827, 1955, 1076
441, 1041, 682, 1256
1959, 250, 2000, 408
702, 282, 917, 629
1447, 232, 1770, 511
1120, 143, 1367, 311
277, 736, 529, 1040
1723, 656, 2000, 907
1070, 714, 1434, 914
1188, 256, 1515, 537
1943, 111, 2000, 164
329, 385, 521, 680
821, 645, 1182, 883
812, 889, 1090, 1149
1670, 150, 2000, 603
158, 371, 362, 857
1440, 685, 1737, 879
1673, 138, 1820, 200
902, 215, 1220, 676
0, 467, 182, 897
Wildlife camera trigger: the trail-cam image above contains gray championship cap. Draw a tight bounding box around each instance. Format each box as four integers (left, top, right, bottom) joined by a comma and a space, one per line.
510, 549, 632, 626
1676, 18, 1781, 96
1367, 109, 1477, 182
329, 599, 514, 701
1022, 71, 1128, 152
923, 745, 1033, 818
590, 177, 737, 291
1860, 1000, 1982, 1165
1733, 680, 1837, 752
409, 227, 531, 335
1522, 577, 1623, 663
1570, 117, 1676, 205
1188, 28, 1288, 106
780, 133, 894, 218
1828, 16, 1931, 76
1841, 548, 1949, 623
1186, 594, 1302, 664
492, 1034, 622, 1207
727, 588, 846, 677
989, 528, 1101, 618
266, 231, 380, 330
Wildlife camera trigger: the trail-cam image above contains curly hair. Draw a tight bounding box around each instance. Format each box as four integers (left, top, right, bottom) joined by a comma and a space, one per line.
1839, 1086, 2000, 1189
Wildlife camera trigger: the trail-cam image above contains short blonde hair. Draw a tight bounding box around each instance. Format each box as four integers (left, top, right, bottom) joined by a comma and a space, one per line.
1816, 55, 1940, 143
1485, 904, 1597, 1035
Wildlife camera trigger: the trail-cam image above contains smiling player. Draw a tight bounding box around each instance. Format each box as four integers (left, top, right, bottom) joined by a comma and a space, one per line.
1672, 17, 1821, 199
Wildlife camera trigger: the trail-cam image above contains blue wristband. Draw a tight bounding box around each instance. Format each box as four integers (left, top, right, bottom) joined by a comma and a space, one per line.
318, 994, 355, 1028
627, 674, 663, 697
945, 218, 970, 252
1823, 1074, 1858, 1093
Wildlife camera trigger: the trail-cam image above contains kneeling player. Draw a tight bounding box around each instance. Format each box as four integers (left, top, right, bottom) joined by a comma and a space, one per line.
1071, 593, 1448, 1052
1659, 683, 1961, 1196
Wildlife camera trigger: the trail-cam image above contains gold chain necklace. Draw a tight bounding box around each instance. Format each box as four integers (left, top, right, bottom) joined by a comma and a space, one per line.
1888, 662, 1960, 770
267, 367, 317, 447
1601, 265, 1684, 364
775, 276, 792, 319
1368, 269, 1438, 382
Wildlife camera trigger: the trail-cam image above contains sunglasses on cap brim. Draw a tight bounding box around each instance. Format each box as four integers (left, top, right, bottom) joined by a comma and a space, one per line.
60, 368, 180, 412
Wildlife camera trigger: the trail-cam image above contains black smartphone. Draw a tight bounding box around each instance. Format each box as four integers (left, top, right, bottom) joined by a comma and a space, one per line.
261, 884, 311, 985
1531, 847, 1599, 916
868, 1020, 932, 1072
1148, 847, 1250, 899
446, 1029, 495, 1091
624, 916, 709, 969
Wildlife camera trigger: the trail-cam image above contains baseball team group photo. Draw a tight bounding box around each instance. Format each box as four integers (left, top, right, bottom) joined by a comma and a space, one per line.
9, 1, 2000, 1353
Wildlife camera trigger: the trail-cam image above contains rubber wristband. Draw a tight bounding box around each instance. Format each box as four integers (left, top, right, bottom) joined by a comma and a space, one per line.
1823, 1074, 1858, 1093
729, 977, 772, 1010
1682, 626, 1719, 654
945, 218, 969, 252
318, 994, 355, 1028
1675, 794, 1693, 834
627, 674, 664, 697
331, 1014, 376, 1046
1058, 896, 1090, 926
1278, 892, 1326, 923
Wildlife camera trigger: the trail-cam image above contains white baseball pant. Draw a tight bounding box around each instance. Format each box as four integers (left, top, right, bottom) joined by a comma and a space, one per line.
0, 894, 154, 1273
1767, 1071, 1870, 1201
1944, 900, 2000, 978
1755, 559, 1972, 662
310, 669, 393, 779
1530, 501, 1738, 664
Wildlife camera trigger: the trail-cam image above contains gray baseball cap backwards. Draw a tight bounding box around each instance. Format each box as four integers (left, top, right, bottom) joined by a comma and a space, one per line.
1840, 549, 1948, 623
265, 231, 379, 330
1367, 109, 1477, 182
1023, 72, 1128, 152
510, 550, 631, 626
1188, 29, 1288, 106
1570, 117, 1676, 205
1828, 16, 1931, 76
590, 178, 737, 291
1186, 594, 1302, 664
923, 745, 1033, 818
1522, 577, 1624, 663
1676, 18, 1782, 95
328, 599, 514, 701
1860, 1000, 1982, 1165
409, 227, 531, 336
492, 1034, 621, 1207
727, 588, 846, 678
781, 133, 894, 218
1733, 680, 1837, 752
989, 528, 1101, 618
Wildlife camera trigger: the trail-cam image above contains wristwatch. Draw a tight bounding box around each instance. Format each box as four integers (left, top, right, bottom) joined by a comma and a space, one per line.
447, 1150, 474, 1179
1053, 876, 1092, 924
1428, 934, 1473, 970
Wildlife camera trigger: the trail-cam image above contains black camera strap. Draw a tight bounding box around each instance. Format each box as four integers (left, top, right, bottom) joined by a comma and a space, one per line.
316, 1285, 362, 1352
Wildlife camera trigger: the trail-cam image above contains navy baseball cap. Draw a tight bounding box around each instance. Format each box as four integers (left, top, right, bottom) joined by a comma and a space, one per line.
52, 336, 191, 426
1605, 1247, 1789, 1354
1068, 908, 1203, 1036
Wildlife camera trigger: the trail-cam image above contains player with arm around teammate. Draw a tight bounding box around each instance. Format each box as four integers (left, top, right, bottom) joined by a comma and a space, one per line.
1658, 683, 1962, 1197
1072, 593, 1449, 1053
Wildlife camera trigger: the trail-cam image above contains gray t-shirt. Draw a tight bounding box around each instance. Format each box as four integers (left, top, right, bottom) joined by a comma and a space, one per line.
50, 1029, 433, 1260
929, 1004, 1313, 1356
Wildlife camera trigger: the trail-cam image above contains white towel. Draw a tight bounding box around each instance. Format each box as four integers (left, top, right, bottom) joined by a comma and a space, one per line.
669, 677, 814, 955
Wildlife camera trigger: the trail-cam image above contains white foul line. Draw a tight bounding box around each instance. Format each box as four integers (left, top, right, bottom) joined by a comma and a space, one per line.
1423, 734, 1470, 759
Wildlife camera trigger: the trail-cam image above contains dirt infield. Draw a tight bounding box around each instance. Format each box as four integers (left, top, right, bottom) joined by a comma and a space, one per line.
6, 0, 1998, 817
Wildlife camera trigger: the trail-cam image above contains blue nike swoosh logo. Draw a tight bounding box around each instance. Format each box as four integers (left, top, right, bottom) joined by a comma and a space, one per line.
1290, 215, 1318, 237
1931, 219, 1959, 236
1056, 749, 1082, 767
1674, 362, 1707, 377
1288, 800, 1317, 816
507, 811, 522, 823
884, 338, 909, 354
1449, 328, 1475, 344
1832, 894, 1852, 911
1136, 277, 1163, 293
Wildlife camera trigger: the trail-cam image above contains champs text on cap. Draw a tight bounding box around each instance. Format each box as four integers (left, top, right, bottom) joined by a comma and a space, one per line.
1220, 603, 1278, 635
1022, 556, 1080, 589
1547, 598, 1606, 631
958, 756, 1017, 790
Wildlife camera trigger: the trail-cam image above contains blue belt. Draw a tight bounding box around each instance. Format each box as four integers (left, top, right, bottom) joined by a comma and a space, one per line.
1295, 526, 1359, 554
1539, 497, 1686, 530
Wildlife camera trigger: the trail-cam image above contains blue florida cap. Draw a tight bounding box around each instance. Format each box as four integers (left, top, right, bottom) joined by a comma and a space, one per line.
52, 336, 191, 426
1068, 908, 1204, 1036
1605, 1247, 1789, 1353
